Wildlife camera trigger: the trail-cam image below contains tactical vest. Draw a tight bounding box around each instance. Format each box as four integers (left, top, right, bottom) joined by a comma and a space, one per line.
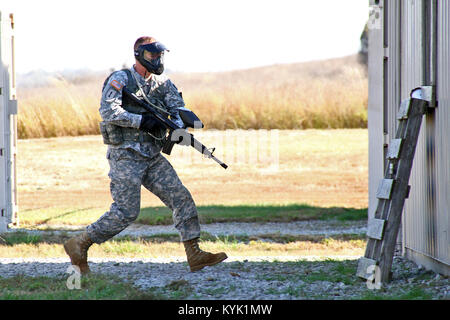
99, 69, 166, 146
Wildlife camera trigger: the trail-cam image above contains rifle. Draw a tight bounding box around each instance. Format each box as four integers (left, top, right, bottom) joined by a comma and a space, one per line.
122, 87, 228, 169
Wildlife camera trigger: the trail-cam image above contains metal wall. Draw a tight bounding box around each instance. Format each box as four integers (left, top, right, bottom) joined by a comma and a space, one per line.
434, 0, 450, 271
0, 11, 18, 232
368, 0, 385, 217
401, 0, 429, 257
368, 0, 403, 218
402, 0, 449, 275
435, 0, 450, 263
369, 0, 449, 275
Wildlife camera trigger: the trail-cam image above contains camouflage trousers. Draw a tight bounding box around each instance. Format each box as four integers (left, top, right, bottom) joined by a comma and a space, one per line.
86, 148, 200, 243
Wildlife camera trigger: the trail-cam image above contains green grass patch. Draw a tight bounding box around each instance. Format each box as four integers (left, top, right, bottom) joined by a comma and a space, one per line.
256, 259, 361, 286
138, 204, 368, 225
164, 280, 193, 299
0, 232, 42, 245
358, 287, 434, 300
17, 204, 367, 227
319, 208, 368, 221
0, 274, 164, 300
145, 280, 195, 299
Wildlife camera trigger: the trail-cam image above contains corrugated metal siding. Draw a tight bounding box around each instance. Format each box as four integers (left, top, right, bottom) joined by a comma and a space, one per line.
400, 0, 449, 267
385, 0, 402, 143
368, 0, 402, 219
370, 0, 449, 272
400, 0, 424, 96
435, 0, 449, 264
400, 0, 428, 256
368, 0, 386, 218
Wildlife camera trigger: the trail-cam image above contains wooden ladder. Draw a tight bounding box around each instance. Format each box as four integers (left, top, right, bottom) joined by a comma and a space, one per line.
357, 89, 430, 285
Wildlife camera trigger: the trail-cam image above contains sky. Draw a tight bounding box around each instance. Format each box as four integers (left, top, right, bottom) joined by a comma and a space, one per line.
2, 0, 369, 74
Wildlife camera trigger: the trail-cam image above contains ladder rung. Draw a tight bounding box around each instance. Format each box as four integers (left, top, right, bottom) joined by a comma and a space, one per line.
356, 257, 377, 280
367, 218, 386, 240
376, 179, 394, 199
397, 99, 411, 120
386, 139, 403, 160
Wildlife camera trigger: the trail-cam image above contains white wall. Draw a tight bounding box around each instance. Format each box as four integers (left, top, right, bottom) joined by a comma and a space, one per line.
0, 11, 18, 232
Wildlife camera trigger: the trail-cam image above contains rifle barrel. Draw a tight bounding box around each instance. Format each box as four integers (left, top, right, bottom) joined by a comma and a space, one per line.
190, 135, 228, 169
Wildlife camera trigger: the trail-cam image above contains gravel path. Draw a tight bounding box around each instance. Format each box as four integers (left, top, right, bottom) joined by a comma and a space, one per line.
1, 220, 448, 299
0, 256, 448, 299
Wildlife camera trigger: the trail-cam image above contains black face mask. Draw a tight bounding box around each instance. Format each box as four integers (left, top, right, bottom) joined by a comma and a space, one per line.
139, 53, 164, 75
134, 42, 168, 75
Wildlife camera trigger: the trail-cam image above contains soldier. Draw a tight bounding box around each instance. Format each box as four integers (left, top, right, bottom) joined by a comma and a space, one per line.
64, 36, 227, 274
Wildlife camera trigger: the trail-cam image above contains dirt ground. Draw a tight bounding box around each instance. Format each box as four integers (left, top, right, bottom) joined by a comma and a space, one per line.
17, 129, 368, 211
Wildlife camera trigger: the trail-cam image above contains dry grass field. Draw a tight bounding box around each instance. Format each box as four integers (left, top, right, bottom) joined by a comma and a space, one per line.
16, 55, 369, 227
11, 127, 369, 262
17, 55, 367, 138
17, 129, 368, 213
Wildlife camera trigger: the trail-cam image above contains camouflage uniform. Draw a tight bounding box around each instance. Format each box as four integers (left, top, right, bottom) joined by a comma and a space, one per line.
86, 67, 201, 243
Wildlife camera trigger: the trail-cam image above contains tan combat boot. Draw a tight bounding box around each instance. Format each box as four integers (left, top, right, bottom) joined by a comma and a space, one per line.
63, 232, 94, 275
183, 238, 228, 272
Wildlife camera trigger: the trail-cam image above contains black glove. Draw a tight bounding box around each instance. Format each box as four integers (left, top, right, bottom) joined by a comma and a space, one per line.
139, 114, 162, 132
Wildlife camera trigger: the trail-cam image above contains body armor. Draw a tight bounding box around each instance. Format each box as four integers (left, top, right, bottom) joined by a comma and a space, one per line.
100, 69, 167, 146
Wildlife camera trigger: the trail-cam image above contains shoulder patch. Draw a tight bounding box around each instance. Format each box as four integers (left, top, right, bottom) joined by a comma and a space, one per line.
110, 79, 124, 91
105, 88, 118, 101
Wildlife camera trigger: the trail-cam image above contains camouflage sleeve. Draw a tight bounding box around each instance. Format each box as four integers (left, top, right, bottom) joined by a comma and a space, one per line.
162, 78, 185, 127
99, 71, 142, 128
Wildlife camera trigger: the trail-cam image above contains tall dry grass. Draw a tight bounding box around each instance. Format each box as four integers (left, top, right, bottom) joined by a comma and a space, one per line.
17, 76, 103, 139
173, 55, 368, 130
17, 55, 367, 139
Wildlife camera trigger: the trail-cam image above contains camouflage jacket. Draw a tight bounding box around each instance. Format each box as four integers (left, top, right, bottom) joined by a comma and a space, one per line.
99, 66, 185, 159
